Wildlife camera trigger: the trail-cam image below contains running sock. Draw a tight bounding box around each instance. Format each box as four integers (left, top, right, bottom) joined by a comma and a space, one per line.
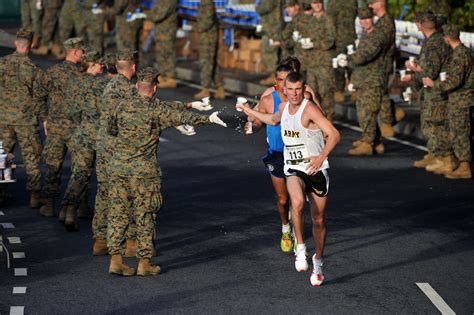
282, 223, 291, 233
296, 243, 306, 253
313, 256, 323, 266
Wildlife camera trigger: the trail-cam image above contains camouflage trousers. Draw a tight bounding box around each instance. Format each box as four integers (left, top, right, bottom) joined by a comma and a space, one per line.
198, 31, 223, 89
0, 124, 42, 191
154, 33, 176, 80
93, 143, 136, 240
39, 2, 62, 46
42, 123, 75, 197
83, 12, 105, 54
58, 3, 86, 44
420, 93, 451, 157
356, 86, 383, 144
21, 0, 42, 37
61, 136, 95, 208
379, 90, 394, 125
115, 18, 143, 51
107, 175, 162, 259
262, 35, 280, 75
307, 62, 336, 120
448, 107, 472, 162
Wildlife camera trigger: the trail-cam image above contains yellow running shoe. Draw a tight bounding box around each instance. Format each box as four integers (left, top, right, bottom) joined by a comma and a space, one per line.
280, 231, 294, 253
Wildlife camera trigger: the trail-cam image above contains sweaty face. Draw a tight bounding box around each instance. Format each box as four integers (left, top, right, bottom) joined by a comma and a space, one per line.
311, 2, 323, 13
275, 71, 290, 91
284, 80, 305, 105
360, 18, 374, 31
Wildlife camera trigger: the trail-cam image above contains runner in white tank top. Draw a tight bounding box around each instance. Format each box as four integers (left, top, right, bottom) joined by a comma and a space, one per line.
237, 72, 340, 287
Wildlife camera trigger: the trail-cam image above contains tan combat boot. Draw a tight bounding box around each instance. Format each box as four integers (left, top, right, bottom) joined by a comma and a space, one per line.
375, 143, 385, 154
350, 91, 359, 103
414, 153, 434, 168
445, 162, 472, 179
214, 86, 226, 100
348, 142, 373, 156
30, 191, 45, 208
193, 88, 210, 100
64, 205, 79, 231
137, 258, 161, 276
425, 155, 453, 174
334, 91, 345, 104
77, 198, 93, 218
159, 77, 177, 89
394, 107, 405, 122
124, 239, 137, 257
380, 123, 395, 137
32, 45, 49, 55
109, 254, 135, 276
93, 239, 109, 256
51, 44, 62, 57
259, 75, 275, 86
39, 198, 54, 217
352, 139, 362, 147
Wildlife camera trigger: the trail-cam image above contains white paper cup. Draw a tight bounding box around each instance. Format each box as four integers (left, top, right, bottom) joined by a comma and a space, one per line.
403, 92, 411, 102
409, 56, 416, 65
0, 154, 7, 169
405, 87, 412, 94
293, 31, 299, 38
256, 24, 263, 33
202, 97, 210, 105
347, 44, 354, 54
332, 58, 338, 69
245, 121, 253, 134
399, 69, 406, 79
3, 168, 12, 180
440, 72, 447, 82
236, 97, 247, 112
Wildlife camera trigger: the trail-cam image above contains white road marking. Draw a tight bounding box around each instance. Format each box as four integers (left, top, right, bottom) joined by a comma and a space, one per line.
160, 137, 169, 142
1, 222, 15, 229
7, 237, 21, 244
12, 287, 27, 294
334, 121, 428, 152
9, 306, 25, 315
0, 210, 5, 215
12, 252, 25, 259
416, 283, 456, 315
14, 268, 27, 276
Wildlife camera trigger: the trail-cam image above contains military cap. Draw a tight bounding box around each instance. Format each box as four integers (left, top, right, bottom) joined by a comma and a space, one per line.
285, 0, 298, 7
105, 53, 117, 65
16, 29, 34, 41
358, 7, 374, 19
137, 67, 160, 84
415, 11, 436, 23
116, 48, 138, 62
82, 50, 102, 63
63, 37, 86, 50
442, 24, 460, 39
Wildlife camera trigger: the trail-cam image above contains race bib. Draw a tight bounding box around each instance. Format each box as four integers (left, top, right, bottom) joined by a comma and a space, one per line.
284, 144, 310, 166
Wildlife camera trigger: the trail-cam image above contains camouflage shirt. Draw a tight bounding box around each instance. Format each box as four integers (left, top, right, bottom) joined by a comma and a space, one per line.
309, 12, 336, 68
282, 12, 313, 62
107, 94, 210, 178
327, 0, 357, 50
105, 0, 141, 19
149, 0, 177, 41
45, 60, 86, 126
196, 0, 218, 34
434, 44, 473, 109
0, 52, 48, 125
375, 13, 396, 75
256, 0, 284, 40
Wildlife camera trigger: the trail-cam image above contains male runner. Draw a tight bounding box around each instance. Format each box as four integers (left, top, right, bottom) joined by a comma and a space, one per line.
238, 72, 340, 286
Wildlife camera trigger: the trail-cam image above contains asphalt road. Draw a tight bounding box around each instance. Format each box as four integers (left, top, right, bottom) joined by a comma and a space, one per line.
0, 49, 473, 314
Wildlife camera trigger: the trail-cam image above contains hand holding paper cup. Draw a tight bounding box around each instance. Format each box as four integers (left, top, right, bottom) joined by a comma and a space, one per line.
440, 72, 447, 82
236, 97, 248, 112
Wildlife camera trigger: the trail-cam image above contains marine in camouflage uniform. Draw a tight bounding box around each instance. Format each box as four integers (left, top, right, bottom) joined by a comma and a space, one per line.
60, 51, 108, 234
407, 13, 451, 170
106, 68, 214, 276
33, 0, 63, 56
425, 25, 473, 179
0, 30, 48, 207
327, 0, 358, 101
105, 0, 143, 53
39, 38, 87, 222
149, 0, 177, 87
21, 0, 42, 47
58, 0, 86, 50
307, 0, 336, 120
193, 0, 225, 100
347, 8, 386, 155
94, 49, 137, 255
79, 0, 107, 54
256, 0, 284, 85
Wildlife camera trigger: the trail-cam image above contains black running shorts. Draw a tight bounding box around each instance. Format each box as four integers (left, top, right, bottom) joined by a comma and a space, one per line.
287, 168, 329, 197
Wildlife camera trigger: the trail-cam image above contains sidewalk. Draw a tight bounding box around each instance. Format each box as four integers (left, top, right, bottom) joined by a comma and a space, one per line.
175, 60, 425, 141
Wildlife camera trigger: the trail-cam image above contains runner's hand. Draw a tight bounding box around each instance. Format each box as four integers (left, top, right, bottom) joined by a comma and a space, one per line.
209, 111, 227, 127
306, 155, 324, 175
191, 101, 213, 111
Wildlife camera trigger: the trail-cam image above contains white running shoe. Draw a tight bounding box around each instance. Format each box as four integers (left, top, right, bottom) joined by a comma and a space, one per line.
310, 254, 324, 286
175, 124, 196, 136
294, 246, 308, 272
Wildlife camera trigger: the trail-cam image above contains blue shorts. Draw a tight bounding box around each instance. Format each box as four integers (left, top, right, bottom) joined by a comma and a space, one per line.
262, 151, 285, 179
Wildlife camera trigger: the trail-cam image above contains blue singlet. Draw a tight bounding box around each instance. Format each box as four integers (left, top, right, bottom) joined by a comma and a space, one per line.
267, 91, 284, 153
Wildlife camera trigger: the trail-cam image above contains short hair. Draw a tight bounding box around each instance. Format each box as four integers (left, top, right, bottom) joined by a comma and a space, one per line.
137, 81, 155, 93
15, 38, 31, 49
116, 60, 134, 72
285, 71, 305, 86
275, 64, 294, 75
279, 56, 301, 73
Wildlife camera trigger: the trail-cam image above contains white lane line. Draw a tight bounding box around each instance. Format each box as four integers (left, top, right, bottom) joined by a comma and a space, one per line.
7, 237, 21, 244
334, 121, 429, 152
0, 210, 5, 215
416, 283, 456, 315
161, 137, 169, 142
12, 287, 27, 294
14, 268, 27, 276
1, 222, 15, 229
12, 252, 26, 259
9, 306, 25, 315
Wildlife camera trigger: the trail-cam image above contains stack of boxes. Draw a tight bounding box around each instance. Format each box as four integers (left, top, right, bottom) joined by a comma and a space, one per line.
218, 37, 265, 73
